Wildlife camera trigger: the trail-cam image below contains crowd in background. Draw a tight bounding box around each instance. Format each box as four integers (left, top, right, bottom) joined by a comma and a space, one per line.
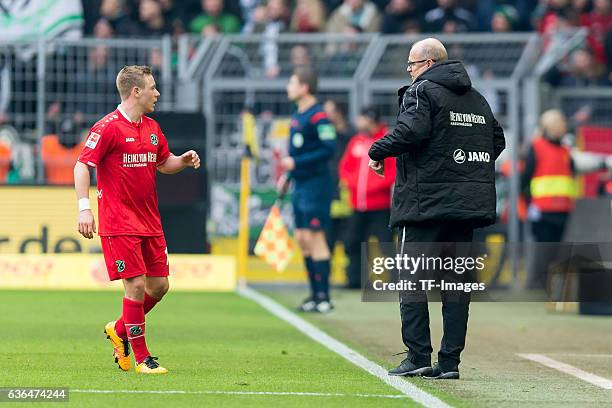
80, 0, 612, 84
81, 0, 608, 36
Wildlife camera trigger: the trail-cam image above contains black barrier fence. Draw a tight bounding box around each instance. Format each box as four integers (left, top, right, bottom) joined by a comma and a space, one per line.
361, 242, 612, 303
151, 112, 208, 254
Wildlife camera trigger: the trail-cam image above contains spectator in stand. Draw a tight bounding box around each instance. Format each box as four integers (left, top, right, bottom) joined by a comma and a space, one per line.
240, 0, 264, 33
381, 0, 421, 34
82, 0, 102, 35
290, 0, 326, 33
402, 18, 422, 33
324, 24, 364, 76
137, 0, 172, 37
243, 3, 266, 32
423, 0, 475, 33
533, 0, 578, 57
245, 0, 290, 78
491, 4, 519, 32
189, 0, 241, 36
580, 0, 612, 64
327, 0, 382, 33
267, 0, 291, 31
94, 17, 115, 38
158, 0, 188, 36
561, 47, 608, 86
279, 44, 312, 76
100, 0, 140, 36
533, 0, 574, 35
573, 0, 592, 15
474, 0, 535, 31
290, 44, 312, 68
339, 106, 395, 288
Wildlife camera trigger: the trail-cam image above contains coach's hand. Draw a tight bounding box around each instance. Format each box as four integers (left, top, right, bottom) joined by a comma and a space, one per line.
181, 150, 201, 169
369, 159, 384, 177
281, 157, 295, 171
78, 209, 96, 239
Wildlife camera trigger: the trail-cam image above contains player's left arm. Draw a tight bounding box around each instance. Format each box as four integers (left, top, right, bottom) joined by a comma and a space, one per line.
154, 129, 200, 174
157, 151, 201, 174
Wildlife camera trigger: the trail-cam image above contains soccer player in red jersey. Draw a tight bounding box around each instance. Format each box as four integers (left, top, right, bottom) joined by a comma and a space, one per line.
74, 65, 200, 374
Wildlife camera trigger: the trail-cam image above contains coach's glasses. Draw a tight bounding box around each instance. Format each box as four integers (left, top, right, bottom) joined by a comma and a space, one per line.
407, 59, 436, 70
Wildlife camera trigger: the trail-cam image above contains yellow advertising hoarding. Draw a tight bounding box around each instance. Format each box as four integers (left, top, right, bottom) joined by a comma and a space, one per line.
0, 254, 236, 291
0, 186, 101, 254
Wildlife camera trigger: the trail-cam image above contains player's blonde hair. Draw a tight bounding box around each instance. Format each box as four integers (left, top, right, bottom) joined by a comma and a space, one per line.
116, 65, 153, 100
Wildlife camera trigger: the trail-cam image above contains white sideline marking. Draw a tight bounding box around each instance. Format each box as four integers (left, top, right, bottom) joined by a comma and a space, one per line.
72, 389, 406, 399
517, 353, 612, 390
547, 353, 612, 358
238, 286, 453, 408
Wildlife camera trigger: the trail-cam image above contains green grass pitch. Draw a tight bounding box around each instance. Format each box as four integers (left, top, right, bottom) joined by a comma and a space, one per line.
0, 290, 411, 407
1, 289, 611, 407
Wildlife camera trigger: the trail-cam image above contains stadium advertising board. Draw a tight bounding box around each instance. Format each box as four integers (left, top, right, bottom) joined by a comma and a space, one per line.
0, 187, 101, 254
0, 254, 236, 291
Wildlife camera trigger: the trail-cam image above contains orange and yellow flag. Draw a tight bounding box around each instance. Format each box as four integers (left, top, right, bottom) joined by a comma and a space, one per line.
254, 205, 293, 272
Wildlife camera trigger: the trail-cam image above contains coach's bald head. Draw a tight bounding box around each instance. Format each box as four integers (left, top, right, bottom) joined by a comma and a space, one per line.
407, 38, 448, 82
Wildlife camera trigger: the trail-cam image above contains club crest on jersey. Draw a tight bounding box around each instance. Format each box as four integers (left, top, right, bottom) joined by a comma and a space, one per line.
150, 133, 158, 146
116, 260, 125, 273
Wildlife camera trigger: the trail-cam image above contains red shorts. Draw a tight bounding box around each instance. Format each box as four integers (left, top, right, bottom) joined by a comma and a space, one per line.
101, 235, 169, 281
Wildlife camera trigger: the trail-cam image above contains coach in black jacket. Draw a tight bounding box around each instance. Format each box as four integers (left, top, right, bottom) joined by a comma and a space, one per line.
368, 38, 505, 379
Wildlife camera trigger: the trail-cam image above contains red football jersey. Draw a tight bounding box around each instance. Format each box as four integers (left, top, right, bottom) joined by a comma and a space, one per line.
78, 106, 171, 236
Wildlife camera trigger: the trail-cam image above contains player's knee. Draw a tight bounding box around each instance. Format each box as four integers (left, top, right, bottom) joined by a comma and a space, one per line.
124, 276, 146, 300
151, 279, 169, 299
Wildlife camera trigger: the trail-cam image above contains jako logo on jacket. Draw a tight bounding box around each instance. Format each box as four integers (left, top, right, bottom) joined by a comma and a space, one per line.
453, 149, 490, 164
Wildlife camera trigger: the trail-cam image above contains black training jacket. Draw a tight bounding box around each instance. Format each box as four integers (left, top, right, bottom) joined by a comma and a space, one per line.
369, 60, 506, 228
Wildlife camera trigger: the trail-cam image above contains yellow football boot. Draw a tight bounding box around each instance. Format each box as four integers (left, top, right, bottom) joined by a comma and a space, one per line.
104, 321, 131, 371
135, 356, 168, 374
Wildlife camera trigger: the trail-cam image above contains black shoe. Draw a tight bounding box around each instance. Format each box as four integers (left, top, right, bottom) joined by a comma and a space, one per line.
297, 297, 317, 312
388, 357, 432, 377
422, 362, 459, 379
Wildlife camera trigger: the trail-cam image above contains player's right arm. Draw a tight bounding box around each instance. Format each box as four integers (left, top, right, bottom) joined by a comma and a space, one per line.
74, 121, 115, 239
74, 161, 96, 239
